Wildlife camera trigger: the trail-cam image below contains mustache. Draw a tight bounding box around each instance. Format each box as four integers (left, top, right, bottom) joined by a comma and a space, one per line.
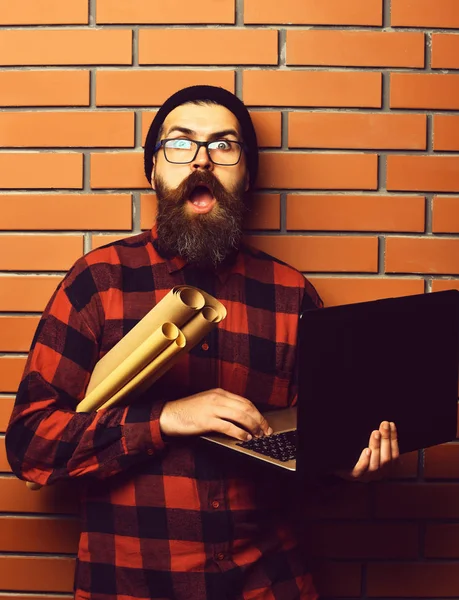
157, 170, 227, 204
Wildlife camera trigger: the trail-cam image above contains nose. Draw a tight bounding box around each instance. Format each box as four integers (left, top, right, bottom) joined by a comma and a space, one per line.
191, 144, 213, 171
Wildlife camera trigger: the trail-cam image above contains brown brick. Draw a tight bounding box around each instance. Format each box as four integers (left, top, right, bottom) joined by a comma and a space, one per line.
391, 73, 459, 110
139, 29, 277, 65
286, 194, 425, 232
288, 112, 426, 150
432, 280, 459, 293
287, 30, 424, 67
311, 561, 362, 598
0, 194, 132, 230
0, 0, 88, 24
142, 110, 281, 148
433, 196, 459, 233
0, 439, 10, 472
0, 316, 39, 352
244, 194, 281, 230
387, 155, 459, 192
243, 70, 382, 107
391, 0, 459, 27
432, 34, 459, 69
249, 112, 282, 148
0, 357, 26, 393
0, 398, 14, 432
386, 237, 459, 275
0, 112, 134, 148
245, 235, 378, 272
374, 483, 459, 518
0, 153, 83, 189
425, 444, 459, 478
96, 0, 235, 24
0, 516, 79, 553
308, 522, 418, 559
0, 477, 78, 513
0, 276, 62, 312
245, 0, 382, 25
309, 277, 424, 307
0, 29, 132, 66
0, 235, 83, 271
434, 115, 459, 151
96, 70, 234, 106
0, 556, 74, 592
92, 234, 131, 250
91, 153, 148, 189
0, 70, 89, 107
368, 563, 459, 597
140, 194, 158, 231
425, 524, 459, 558
258, 153, 378, 190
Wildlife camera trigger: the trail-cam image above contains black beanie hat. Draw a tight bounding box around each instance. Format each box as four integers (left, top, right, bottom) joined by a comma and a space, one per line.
144, 85, 259, 189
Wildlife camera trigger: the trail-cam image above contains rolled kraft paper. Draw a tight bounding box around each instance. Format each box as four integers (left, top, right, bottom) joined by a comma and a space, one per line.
127, 306, 220, 400
86, 286, 205, 395
76, 322, 180, 414
96, 329, 187, 412
196, 289, 227, 322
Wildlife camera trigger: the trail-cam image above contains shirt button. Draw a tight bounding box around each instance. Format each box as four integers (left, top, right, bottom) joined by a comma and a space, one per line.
211, 500, 220, 509
216, 552, 225, 561
201, 342, 209, 351
147, 449, 154, 456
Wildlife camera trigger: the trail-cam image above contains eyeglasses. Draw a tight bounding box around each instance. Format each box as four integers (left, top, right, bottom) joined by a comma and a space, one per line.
153, 138, 247, 166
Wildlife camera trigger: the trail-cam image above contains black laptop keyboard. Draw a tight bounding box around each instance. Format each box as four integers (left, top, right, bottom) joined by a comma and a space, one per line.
236, 430, 297, 462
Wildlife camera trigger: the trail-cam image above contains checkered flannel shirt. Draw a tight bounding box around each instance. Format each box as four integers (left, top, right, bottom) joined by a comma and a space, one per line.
7, 228, 323, 600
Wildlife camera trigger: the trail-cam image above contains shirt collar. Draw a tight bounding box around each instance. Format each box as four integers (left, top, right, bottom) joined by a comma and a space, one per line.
150, 225, 242, 285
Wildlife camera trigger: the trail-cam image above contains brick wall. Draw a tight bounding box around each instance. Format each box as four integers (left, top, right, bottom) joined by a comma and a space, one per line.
1, 0, 458, 598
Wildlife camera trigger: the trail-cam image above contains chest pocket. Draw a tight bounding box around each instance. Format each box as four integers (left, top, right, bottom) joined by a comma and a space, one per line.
221, 364, 291, 411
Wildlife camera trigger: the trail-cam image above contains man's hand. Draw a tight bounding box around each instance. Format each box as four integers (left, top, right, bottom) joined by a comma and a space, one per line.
338, 421, 399, 482
159, 388, 273, 442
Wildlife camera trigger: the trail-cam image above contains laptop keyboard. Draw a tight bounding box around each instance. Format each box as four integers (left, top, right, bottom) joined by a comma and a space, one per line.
236, 430, 297, 462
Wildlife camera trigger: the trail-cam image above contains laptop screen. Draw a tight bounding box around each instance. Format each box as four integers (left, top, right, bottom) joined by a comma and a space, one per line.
296, 290, 459, 478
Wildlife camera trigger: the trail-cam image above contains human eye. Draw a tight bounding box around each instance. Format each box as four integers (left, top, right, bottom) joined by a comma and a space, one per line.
208, 139, 233, 151
165, 138, 193, 150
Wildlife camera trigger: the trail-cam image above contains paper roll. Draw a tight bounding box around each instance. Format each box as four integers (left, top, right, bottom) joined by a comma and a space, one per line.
76, 322, 180, 413
96, 329, 186, 411
86, 286, 205, 394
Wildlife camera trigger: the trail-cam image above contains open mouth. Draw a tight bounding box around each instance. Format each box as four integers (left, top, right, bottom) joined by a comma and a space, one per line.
187, 184, 216, 214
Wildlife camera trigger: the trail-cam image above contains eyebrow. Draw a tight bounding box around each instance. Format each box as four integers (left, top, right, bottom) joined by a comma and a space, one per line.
165, 126, 241, 140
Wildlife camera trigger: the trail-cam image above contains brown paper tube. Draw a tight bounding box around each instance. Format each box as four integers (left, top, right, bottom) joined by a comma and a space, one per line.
96, 330, 187, 412
76, 322, 180, 413
86, 286, 205, 394
130, 307, 220, 399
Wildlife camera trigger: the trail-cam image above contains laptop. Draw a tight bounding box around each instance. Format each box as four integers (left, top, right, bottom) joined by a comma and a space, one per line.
201, 290, 459, 480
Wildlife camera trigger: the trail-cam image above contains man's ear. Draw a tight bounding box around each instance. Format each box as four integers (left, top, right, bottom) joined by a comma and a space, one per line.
244, 171, 250, 193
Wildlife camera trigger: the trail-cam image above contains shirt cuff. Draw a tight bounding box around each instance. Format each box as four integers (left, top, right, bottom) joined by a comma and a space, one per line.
122, 398, 169, 456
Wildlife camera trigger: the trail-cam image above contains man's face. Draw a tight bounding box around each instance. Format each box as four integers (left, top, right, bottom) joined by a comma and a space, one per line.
151, 103, 250, 267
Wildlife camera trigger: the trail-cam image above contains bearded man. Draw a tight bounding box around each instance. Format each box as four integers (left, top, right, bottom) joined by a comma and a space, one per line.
6, 86, 398, 600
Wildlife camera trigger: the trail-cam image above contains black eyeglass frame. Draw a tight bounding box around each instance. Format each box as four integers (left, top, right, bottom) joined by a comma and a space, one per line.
153, 138, 248, 166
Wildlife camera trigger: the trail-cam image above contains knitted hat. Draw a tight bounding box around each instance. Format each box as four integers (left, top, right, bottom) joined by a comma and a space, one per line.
144, 85, 259, 188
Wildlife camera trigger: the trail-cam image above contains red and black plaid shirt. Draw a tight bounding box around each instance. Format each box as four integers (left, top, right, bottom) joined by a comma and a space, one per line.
7, 228, 322, 600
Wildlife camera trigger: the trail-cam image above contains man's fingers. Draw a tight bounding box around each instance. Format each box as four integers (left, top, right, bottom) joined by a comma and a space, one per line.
211, 391, 271, 436
368, 430, 381, 471
213, 405, 270, 438
390, 422, 400, 459
379, 421, 392, 466
350, 447, 371, 478
212, 418, 254, 442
